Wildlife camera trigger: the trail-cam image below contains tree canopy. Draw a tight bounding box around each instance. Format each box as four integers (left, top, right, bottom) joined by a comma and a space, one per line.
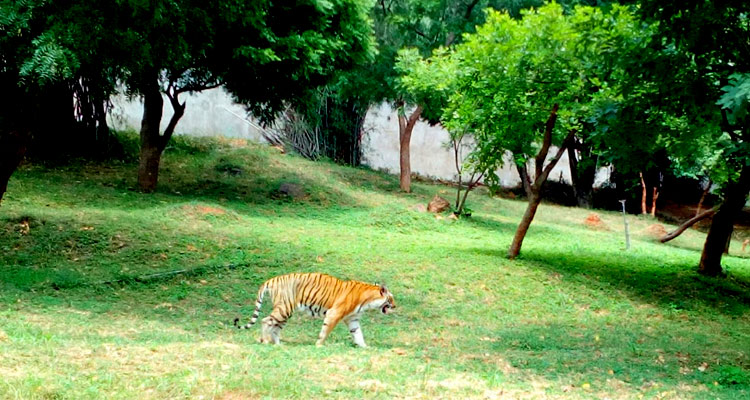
2, 0, 376, 191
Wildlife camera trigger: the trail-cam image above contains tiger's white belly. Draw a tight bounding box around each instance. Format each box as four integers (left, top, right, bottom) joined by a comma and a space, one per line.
297, 304, 328, 318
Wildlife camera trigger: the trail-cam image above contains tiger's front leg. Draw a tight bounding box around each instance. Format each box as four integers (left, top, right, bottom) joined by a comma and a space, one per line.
345, 316, 366, 348
316, 309, 342, 347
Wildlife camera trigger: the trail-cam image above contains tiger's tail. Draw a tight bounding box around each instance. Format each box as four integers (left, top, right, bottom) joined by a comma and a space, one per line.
234, 284, 268, 329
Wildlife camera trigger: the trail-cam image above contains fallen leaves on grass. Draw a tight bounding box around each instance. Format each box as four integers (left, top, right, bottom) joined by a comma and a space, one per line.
392, 348, 408, 356
357, 379, 388, 391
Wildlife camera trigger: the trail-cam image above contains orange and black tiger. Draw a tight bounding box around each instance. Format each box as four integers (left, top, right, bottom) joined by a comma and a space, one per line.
233, 272, 396, 347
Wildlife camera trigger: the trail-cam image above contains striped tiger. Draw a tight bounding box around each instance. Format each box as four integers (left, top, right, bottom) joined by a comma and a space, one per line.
233, 272, 396, 347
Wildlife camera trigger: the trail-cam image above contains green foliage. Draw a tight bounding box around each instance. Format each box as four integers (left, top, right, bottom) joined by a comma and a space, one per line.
413, 3, 642, 189
630, 0, 750, 191
395, 47, 457, 123
2, 0, 376, 122
718, 73, 750, 126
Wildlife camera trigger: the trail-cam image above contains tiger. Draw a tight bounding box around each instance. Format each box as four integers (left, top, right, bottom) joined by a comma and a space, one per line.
233, 272, 396, 347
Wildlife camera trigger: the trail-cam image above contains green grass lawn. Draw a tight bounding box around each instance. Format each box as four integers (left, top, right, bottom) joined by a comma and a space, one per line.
1, 135, 749, 399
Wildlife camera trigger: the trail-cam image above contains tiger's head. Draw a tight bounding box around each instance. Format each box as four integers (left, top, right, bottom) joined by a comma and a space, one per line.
378, 284, 396, 315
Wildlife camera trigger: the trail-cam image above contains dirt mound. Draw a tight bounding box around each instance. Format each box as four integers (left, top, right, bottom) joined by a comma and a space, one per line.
583, 213, 608, 230
181, 204, 227, 216
644, 223, 667, 238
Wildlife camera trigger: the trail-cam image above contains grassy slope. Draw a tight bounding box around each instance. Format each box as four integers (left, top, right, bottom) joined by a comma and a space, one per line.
1, 136, 749, 399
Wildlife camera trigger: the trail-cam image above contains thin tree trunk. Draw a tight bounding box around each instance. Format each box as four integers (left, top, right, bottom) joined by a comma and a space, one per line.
453, 138, 463, 209
568, 142, 595, 208
698, 164, 750, 276
724, 227, 733, 255
0, 130, 29, 205
508, 193, 541, 259
639, 172, 648, 214
457, 172, 483, 215
508, 104, 574, 259
516, 163, 532, 198
696, 180, 711, 217
398, 105, 423, 193
137, 78, 186, 192
650, 186, 659, 217
660, 208, 716, 243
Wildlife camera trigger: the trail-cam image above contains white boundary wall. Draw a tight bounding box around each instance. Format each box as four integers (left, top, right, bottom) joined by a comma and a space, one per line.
109, 88, 610, 187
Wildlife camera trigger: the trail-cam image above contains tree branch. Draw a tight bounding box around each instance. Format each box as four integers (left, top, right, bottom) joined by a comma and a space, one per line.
406, 104, 423, 130
534, 129, 575, 190
660, 207, 717, 243
175, 82, 222, 95
413, 28, 430, 41
161, 80, 187, 150
534, 103, 559, 180
516, 162, 532, 198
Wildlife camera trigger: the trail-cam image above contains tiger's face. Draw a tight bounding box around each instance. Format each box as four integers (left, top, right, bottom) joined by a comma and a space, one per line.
379, 286, 396, 315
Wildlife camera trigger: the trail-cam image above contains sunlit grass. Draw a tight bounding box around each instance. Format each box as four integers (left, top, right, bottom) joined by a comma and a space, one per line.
1, 134, 748, 399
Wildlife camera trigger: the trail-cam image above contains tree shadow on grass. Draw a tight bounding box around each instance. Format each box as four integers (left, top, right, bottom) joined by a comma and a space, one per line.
476, 321, 750, 394
517, 246, 750, 317
9, 152, 361, 215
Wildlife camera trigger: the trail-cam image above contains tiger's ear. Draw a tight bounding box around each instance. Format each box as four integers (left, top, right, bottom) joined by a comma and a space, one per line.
379, 284, 388, 296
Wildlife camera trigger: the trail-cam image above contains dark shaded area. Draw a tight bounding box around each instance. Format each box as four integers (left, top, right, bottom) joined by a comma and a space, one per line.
520, 247, 750, 316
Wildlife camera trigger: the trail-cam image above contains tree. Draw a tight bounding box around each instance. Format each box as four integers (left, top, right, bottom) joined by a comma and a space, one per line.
363, 0, 548, 192
397, 47, 488, 215
12, 0, 375, 193
125, 0, 376, 192
426, 3, 643, 259
0, 0, 75, 204
634, 0, 750, 276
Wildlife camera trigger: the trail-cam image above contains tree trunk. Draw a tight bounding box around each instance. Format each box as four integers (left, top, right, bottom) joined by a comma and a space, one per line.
516, 163, 532, 198
568, 144, 596, 209
137, 83, 165, 192
698, 164, 750, 276
507, 105, 574, 259
724, 227, 733, 255
136, 77, 186, 192
398, 126, 412, 192
0, 130, 29, 205
695, 180, 711, 217
397, 105, 423, 193
508, 193, 541, 259
650, 186, 659, 217
639, 172, 648, 214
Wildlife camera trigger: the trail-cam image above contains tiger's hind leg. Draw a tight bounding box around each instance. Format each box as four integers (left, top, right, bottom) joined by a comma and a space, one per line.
260, 317, 274, 344
261, 312, 287, 345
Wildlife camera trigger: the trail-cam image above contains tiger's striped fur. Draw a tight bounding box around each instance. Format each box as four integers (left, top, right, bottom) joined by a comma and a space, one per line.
233, 273, 395, 347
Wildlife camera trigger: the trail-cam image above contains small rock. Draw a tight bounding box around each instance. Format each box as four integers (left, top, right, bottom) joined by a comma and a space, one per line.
447, 213, 459, 220
410, 204, 427, 213
427, 195, 451, 213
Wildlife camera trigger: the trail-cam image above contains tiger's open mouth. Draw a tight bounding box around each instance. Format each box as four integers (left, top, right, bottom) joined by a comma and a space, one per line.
382, 304, 392, 314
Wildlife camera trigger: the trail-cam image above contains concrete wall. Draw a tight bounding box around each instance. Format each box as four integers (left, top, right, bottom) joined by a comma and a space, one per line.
109, 88, 610, 188
108, 88, 267, 141
361, 103, 580, 187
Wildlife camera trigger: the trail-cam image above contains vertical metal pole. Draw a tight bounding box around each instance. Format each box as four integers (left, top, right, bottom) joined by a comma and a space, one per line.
619, 199, 630, 250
